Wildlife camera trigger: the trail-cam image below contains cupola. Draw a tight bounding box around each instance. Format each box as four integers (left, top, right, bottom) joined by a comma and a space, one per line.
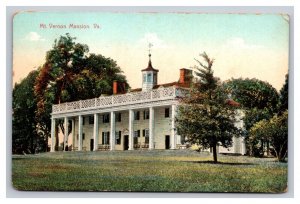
141, 48, 159, 91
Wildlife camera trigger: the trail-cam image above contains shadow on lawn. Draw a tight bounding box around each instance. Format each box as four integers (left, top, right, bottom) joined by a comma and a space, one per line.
183, 160, 255, 166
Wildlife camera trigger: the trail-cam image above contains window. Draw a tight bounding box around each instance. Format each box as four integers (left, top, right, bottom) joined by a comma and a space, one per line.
89, 116, 94, 124
102, 132, 110, 144
77, 133, 85, 140
103, 114, 110, 123
82, 117, 85, 125
134, 111, 140, 120
142, 129, 149, 137
145, 129, 149, 144
134, 137, 138, 145
116, 113, 121, 122
145, 135, 149, 144
147, 73, 152, 82
153, 73, 157, 84
143, 110, 149, 120
165, 108, 170, 118
134, 130, 140, 138
115, 131, 121, 145
143, 74, 147, 82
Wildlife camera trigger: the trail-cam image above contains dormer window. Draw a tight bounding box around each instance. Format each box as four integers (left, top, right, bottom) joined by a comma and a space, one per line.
143, 74, 147, 82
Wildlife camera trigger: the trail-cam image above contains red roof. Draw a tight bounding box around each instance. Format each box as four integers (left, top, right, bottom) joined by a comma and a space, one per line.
130, 81, 190, 92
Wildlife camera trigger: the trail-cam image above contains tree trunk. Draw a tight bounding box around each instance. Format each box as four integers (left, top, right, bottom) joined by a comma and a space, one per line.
212, 143, 218, 163
267, 141, 270, 156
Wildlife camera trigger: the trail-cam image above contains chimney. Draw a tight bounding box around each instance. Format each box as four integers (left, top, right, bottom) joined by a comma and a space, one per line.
179, 68, 192, 84
122, 82, 126, 93
113, 80, 118, 94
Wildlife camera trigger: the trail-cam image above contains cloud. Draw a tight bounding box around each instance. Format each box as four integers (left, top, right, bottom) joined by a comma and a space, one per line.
138, 33, 168, 49
224, 37, 263, 50
25, 32, 45, 41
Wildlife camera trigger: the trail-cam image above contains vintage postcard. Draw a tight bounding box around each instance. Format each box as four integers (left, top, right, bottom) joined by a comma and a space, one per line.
12, 11, 289, 193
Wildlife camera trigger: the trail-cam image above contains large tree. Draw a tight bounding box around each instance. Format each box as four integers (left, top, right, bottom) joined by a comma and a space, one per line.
13, 70, 47, 154
223, 78, 279, 156
176, 52, 240, 163
34, 33, 129, 151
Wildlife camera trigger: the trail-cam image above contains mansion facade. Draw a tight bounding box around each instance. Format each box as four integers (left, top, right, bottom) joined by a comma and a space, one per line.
50, 54, 246, 154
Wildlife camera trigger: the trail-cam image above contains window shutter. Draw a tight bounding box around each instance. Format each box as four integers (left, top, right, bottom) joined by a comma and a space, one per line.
106, 132, 110, 144
102, 132, 104, 144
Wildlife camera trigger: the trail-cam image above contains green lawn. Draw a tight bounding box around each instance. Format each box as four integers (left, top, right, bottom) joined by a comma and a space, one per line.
12, 150, 287, 192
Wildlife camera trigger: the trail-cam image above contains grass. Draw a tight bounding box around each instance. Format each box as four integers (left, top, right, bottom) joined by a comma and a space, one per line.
11, 150, 287, 193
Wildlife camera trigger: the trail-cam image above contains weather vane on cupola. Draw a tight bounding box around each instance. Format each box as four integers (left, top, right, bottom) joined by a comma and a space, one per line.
148, 43, 153, 60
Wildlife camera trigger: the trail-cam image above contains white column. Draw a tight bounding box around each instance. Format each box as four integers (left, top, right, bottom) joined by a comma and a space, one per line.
78, 115, 83, 151
63, 117, 68, 151
128, 109, 134, 150
93, 113, 99, 151
50, 118, 55, 152
110, 111, 116, 151
149, 107, 154, 150
171, 104, 176, 149
72, 119, 75, 150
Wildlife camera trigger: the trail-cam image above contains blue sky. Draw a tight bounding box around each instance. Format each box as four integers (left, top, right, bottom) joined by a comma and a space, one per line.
13, 12, 289, 90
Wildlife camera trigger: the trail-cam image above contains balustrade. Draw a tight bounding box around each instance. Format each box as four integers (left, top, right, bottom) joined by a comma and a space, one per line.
52, 86, 187, 114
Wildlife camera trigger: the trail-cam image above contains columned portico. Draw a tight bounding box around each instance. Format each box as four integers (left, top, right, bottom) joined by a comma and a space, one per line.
93, 113, 99, 151
50, 118, 55, 152
78, 115, 83, 151
128, 109, 134, 150
110, 111, 116, 151
63, 117, 68, 151
171, 104, 176, 149
149, 107, 154, 150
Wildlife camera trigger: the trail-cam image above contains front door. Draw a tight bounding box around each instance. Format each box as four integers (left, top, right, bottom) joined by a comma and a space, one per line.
90, 139, 94, 151
124, 135, 129, 150
165, 135, 170, 149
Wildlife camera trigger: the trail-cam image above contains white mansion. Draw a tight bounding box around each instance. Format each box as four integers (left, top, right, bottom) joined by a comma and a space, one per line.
50, 54, 246, 154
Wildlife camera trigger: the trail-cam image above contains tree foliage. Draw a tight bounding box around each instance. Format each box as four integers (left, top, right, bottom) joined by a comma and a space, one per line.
176, 52, 241, 163
223, 78, 279, 156
224, 78, 279, 111
13, 70, 47, 154
278, 73, 288, 113
249, 111, 288, 162
34, 33, 129, 151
